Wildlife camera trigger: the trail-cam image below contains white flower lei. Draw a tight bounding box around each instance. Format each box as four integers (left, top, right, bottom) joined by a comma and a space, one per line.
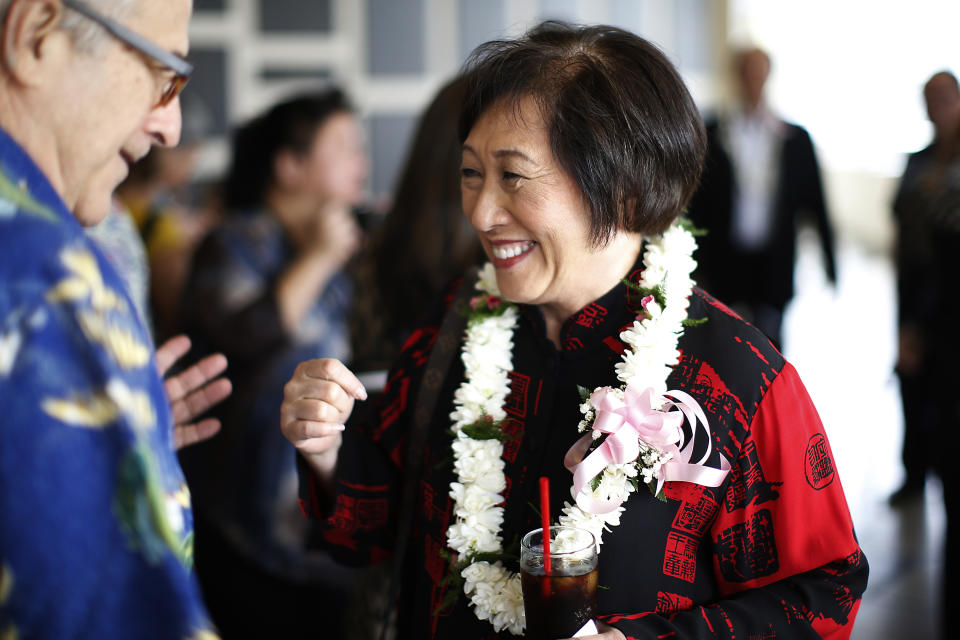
446, 222, 698, 635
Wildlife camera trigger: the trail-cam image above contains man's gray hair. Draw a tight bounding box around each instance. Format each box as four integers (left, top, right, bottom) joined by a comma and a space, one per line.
0, 0, 139, 53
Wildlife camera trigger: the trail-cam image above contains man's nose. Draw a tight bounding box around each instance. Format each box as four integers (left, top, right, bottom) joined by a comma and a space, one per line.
144, 97, 183, 148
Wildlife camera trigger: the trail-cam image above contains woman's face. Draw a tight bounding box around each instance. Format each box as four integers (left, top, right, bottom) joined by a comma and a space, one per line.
460, 97, 642, 321
301, 112, 368, 206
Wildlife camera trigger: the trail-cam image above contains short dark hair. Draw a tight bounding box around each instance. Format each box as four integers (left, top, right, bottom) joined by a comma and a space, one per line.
224, 88, 352, 211
459, 21, 706, 243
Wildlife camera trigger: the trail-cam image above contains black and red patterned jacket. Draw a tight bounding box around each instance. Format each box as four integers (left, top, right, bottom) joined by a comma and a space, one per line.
299, 267, 868, 639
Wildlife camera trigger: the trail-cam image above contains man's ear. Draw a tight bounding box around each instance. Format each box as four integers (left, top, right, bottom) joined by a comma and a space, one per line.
1, 0, 70, 87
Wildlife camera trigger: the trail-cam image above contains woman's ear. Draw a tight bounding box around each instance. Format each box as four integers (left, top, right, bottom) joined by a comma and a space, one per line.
273, 149, 304, 190
1, 0, 68, 87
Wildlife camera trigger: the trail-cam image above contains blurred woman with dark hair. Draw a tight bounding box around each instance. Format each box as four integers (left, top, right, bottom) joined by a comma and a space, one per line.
179, 88, 367, 638
350, 76, 484, 379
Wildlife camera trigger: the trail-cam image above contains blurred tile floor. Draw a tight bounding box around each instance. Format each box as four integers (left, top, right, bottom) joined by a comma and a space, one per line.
782, 230, 943, 639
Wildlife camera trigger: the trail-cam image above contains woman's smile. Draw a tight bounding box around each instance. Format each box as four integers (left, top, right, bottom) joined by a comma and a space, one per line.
490, 240, 537, 263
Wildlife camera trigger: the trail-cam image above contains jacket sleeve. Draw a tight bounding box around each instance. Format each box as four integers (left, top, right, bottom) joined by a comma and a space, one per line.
794, 127, 838, 285
600, 363, 868, 639
297, 321, 442, 567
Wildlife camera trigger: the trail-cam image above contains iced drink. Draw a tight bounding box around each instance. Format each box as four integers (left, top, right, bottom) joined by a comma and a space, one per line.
520, 526, 598, 640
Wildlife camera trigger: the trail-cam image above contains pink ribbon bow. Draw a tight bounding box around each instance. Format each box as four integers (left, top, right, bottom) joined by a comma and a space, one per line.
563, 384, 731, 514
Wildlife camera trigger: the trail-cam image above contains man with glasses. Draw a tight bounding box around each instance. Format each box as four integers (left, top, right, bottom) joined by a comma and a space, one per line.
0, 0, 221, 636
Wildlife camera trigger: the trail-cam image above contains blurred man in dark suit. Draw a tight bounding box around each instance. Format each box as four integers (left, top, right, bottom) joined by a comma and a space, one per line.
889, 71, 960, 506
688, 47, 836, 350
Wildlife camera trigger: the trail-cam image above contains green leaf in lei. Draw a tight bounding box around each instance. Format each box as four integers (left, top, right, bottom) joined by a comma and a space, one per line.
682, 316, 709, 328
646, 478, 667, 502
436, 548, 465, 614
463, 293, 514, 328
577, 385, 593, 403
436, 530, 521, 614
623, 278, 667, 311
676, 215, 708, 237
461, 415, 517, 441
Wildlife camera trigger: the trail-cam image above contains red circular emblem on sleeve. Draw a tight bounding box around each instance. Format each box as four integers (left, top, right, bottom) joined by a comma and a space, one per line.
804, 433, 835, 490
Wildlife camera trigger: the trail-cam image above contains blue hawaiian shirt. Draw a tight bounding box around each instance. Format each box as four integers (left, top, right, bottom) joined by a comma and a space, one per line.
0, 127, 217, 639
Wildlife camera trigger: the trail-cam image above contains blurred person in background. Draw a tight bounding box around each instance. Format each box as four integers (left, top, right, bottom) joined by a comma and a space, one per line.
0, 0, 227, 636
688, 47, 837, 350
892, 70, 960, 639
115, 92, 218, 341
344, 75, 484, 638
889, 70, 960, 507
349, 75, 484, 386
178, 88, 366, 639
85, 194, 152, 328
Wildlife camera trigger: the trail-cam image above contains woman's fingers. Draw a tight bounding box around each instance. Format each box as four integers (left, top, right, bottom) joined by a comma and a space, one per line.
289, 419, 345, 443
282, 416, 343, 459
302, 420, 346, 438
297, 379, 356, 416
281, 359, 358, 482
287, 396, 345, 426
281, 357, 364, 475
298, 358, 367, 401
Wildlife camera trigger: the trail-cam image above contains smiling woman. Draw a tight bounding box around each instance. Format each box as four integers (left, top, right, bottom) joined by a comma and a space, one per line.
281, 20, 868, 639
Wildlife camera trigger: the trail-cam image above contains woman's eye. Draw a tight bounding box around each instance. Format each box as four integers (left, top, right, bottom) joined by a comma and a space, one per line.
460, 167, 481, 179
502, 171, 522, 182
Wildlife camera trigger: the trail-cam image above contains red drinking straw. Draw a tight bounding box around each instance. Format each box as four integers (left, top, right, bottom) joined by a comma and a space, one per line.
539, 476, 552, 576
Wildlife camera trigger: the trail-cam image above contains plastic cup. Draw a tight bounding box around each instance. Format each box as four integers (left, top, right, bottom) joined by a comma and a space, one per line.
520, 526, 598, 640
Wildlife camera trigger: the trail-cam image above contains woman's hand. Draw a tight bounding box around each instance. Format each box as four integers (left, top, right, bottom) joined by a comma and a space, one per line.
281, 358, 367, 490
308, 203, 362, 268
278, 205, 362, 333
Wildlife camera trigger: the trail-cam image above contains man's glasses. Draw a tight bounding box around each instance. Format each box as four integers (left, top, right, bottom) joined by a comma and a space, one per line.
62, 0, 193, 107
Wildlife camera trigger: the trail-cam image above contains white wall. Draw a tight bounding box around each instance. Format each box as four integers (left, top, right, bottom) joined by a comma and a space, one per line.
186, 0, 727, 199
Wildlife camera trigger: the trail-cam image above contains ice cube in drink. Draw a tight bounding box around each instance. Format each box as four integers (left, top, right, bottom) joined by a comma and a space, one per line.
521, 563, 598, 639
520, 526, 598, 640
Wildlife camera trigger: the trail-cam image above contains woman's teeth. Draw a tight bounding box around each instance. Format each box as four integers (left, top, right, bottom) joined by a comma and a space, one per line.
492, 241, 535, 259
